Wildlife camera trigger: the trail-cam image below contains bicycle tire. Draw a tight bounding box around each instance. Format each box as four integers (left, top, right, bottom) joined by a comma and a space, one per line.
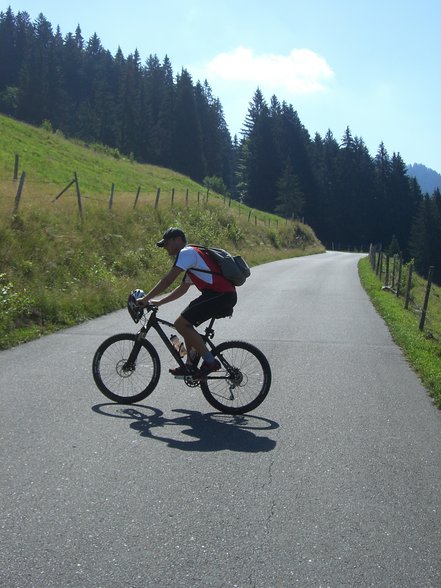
92, 333, 161, 404
200, 340, 271, 414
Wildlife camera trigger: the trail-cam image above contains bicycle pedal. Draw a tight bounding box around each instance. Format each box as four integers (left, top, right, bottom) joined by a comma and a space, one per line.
170, 367, 197, 379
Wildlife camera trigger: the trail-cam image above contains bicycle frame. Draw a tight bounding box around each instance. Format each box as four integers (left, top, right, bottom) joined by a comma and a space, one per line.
126, 305, 219, 372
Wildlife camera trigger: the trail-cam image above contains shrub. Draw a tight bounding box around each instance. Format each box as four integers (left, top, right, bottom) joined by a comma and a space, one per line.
0, 273, 35, 331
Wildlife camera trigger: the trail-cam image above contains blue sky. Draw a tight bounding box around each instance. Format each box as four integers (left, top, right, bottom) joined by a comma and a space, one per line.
5, 0, 441, 172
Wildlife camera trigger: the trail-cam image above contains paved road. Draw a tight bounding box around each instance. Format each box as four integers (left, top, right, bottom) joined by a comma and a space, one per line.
1, 251, 440, 588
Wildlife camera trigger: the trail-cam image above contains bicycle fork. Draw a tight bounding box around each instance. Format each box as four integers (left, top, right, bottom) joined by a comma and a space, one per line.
123, 330, 147, 371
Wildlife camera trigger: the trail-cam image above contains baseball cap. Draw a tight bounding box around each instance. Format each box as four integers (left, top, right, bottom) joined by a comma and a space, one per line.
156, 227, 186, 247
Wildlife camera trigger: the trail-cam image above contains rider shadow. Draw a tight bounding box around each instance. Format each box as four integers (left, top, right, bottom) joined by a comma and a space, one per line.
92, 404, 279, 453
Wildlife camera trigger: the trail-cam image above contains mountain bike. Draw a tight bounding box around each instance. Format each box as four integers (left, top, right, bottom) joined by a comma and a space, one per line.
92, 303, 271, 415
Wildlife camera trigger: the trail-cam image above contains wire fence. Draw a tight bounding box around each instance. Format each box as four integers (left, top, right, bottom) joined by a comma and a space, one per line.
368, 244, 440, 339
0, 166, 293, 229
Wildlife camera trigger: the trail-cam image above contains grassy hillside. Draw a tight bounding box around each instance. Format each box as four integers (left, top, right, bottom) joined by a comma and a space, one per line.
0, 114, 204, 194
0, 114, 324, 348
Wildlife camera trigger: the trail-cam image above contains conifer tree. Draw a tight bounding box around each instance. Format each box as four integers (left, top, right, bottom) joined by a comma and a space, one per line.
144, 54, 164, 163
240, 89, 279, 211
275, 160, 305, 218
311, 130, 342, 246
276, 103, 315, 223
61, 29, 85, 135
409, 195, 441, 282
172, 68, 205, 181
194, 80, 233, 189
16, 13, 54, 124
340, 131, 375, 249
373, 142, 392, 245
0, 7, 16, 90
388, 152, 418, 255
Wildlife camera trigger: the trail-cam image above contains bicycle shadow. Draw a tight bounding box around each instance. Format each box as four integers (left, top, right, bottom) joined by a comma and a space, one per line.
92, 403, 279, 453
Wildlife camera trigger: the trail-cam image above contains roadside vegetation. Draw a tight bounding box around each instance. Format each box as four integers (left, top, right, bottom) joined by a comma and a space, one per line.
358, 257, 441, 409
0, 116, 324, 349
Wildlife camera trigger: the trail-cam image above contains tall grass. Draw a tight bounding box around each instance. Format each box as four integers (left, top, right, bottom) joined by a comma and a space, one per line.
0, 199, 322, 348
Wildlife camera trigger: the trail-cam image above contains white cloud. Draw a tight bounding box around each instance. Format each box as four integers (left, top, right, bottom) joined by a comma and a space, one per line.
206, 46, 334, 94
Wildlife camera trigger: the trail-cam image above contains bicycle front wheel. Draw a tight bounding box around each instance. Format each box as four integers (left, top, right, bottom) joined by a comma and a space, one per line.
200, 341, 271, 414
92, 333, 161, 403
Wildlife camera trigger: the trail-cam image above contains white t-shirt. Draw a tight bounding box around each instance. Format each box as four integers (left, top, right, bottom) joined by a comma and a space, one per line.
174, 246, 236, 293
175, 246, 214, 285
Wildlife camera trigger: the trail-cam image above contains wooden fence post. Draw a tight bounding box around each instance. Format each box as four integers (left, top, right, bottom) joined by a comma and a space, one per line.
185, 188, 189, 207
391, 255, 397, 290
171, 188, 175, 206
375, 248, 381, 273
419, 266, 434, 331
53, 177, 75, 202
404, 262, 413, 310
384, 256, 390, 287
13, 154, 19, 180
13, 171, 25, 214
369, 244, 374, 269
396, 257, 403, 297
154, 188, 160, 209
133, 186, 141, 209
109, 183, 115, 209
74, 172, 83, 220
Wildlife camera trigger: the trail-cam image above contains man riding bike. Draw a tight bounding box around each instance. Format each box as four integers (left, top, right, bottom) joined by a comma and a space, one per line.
136, 227, 237, 378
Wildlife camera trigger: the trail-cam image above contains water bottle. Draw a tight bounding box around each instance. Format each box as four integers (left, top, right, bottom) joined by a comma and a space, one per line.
170, 334, 186, 357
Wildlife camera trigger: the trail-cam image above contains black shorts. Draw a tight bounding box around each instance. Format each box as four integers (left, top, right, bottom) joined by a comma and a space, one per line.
181, 290, 237, 326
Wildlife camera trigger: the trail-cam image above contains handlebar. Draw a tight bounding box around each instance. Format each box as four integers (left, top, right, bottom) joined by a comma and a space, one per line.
127, 292, 158, 324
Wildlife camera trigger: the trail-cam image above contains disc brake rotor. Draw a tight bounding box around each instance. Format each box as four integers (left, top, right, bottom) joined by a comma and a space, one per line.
116, 359, 135, 377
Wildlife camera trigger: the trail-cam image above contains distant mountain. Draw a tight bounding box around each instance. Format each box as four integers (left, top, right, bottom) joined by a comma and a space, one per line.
407, 163, 441, 195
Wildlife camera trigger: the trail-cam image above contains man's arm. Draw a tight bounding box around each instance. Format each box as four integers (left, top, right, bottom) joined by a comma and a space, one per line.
138, 266, 184, 306
151, 281, 191, 306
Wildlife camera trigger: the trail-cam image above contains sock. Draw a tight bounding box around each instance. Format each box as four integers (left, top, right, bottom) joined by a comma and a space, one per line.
202, 351, 215, 364
186, 347, 198, 366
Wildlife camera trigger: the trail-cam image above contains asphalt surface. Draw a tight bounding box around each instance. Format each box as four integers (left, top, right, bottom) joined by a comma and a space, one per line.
1, 251, 440, 588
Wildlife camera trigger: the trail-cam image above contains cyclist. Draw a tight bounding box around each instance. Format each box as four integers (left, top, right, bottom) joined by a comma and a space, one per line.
136, 227, 237, 378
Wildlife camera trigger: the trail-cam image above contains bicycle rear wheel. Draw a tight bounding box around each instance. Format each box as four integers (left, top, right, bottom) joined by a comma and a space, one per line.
200, 340, 271, 414
92, 333, 161, 403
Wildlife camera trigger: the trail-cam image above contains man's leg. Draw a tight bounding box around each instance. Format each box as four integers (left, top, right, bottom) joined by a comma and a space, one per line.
174, 315, 220, 376
174, 315, 207, 356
